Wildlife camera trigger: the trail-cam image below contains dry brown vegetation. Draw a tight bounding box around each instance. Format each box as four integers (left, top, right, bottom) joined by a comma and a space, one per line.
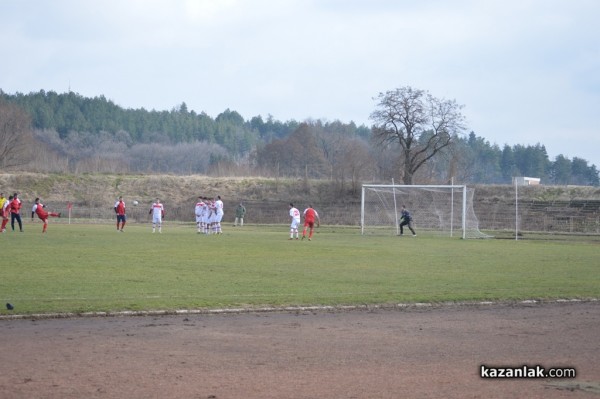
0, 173, 360, 224
1, 172, 599, 230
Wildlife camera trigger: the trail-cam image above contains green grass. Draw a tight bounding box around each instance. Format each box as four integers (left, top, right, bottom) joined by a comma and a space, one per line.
1, 223, 598, 315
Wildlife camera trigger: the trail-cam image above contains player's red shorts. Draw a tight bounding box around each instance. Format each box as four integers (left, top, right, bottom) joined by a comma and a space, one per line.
304, 220, 315, 228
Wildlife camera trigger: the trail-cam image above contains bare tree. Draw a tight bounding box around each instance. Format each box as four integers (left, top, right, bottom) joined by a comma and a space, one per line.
0, 100, 34, 169
340, 138, 375, 194
286, 123, 328, 179
370, 86, 466, 184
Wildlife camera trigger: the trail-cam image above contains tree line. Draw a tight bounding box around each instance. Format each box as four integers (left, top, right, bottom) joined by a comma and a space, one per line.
0, 89, 597, 186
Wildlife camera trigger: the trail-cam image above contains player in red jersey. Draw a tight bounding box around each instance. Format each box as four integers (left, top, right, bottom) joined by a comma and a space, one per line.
114, 196, 126, 232
10, 193, 23, 232
31, 197, 61, 233
301, 204, 320, 241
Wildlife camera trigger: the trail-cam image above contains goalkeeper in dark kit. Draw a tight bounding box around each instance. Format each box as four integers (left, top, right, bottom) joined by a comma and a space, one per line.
399, 205, 417, 236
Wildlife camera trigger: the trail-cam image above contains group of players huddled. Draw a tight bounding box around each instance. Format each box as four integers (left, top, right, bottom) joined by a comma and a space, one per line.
194, 195, 224, 234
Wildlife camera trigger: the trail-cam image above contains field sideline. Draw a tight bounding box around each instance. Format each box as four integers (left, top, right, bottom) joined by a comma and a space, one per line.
1, 222, 598, 316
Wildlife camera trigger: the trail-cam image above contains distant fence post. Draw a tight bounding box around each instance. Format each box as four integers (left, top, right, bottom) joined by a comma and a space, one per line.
67, 201, 72, 224
515, 179, 519, 241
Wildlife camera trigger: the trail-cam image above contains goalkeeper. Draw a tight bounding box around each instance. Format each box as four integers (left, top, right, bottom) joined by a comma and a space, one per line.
399, 205, 416, 236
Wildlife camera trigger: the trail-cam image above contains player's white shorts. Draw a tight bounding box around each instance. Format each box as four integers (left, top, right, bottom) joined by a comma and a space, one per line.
215, 212, 223, 223
290, 219, 300, 229
153, 216, 162, 224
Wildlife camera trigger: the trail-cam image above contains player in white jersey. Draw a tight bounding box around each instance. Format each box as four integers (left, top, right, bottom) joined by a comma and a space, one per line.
205, 198, 215, 234
199, 198, 208, 234
149, 198, 165, 233
288, 203, 301, 240
214, 195, 224, 234
194, 196, 205, 233
202, 199, 209, 234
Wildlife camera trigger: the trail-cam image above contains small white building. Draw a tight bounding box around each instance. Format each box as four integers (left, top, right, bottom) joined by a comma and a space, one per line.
513, 176, 541, 186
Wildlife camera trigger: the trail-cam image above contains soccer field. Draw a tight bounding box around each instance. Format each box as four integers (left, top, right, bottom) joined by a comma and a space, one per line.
1, 223, 598, 315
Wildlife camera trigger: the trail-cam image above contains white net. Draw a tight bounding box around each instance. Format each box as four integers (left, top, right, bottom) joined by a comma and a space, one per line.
361, 185, 492, 239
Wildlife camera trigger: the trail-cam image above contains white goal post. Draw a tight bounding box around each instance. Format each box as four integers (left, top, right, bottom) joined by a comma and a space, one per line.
361, 184, 491, 239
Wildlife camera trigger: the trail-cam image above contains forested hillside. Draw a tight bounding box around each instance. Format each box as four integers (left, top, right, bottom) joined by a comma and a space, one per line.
1, 90, 598, 186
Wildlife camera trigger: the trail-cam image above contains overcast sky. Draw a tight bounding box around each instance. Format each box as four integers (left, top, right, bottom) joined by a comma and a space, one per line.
1, 0, 599, 168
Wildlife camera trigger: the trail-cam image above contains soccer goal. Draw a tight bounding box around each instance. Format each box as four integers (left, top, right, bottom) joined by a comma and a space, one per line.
361, 184, 491, 239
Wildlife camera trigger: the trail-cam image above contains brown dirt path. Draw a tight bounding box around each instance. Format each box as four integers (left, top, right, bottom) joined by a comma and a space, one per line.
0, 301, 598, 398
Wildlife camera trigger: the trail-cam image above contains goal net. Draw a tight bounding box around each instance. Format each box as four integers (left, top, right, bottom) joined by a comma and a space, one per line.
361, 184, 491, 239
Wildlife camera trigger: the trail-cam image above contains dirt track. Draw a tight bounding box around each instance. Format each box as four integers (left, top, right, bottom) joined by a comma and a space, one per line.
0, 301, 599, 398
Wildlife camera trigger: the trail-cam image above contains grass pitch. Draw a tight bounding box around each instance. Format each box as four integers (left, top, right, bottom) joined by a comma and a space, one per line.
1, 223, 598, 315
